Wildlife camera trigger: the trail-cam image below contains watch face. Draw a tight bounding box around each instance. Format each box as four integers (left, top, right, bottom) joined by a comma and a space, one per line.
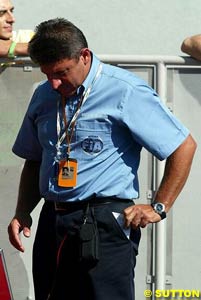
151, 202, 166, 219
156, 203, 164, 213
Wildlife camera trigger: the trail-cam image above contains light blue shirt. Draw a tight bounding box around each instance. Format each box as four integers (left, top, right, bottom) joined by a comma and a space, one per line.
12, 54, 189, 202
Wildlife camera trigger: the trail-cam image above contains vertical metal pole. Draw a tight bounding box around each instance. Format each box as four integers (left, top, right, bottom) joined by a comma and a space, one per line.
154, 62, 167, 294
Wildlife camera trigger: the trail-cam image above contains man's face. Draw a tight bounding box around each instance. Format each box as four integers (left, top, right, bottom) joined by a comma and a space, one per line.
0, 0, 15, 40
40, 49, 91, 98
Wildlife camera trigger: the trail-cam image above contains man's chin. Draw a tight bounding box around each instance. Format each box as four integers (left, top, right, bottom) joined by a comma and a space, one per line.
1, 35, 12, 40
56, 89, 76, 97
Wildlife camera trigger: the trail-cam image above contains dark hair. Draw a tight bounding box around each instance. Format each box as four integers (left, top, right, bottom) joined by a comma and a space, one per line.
28, 18, 88, 65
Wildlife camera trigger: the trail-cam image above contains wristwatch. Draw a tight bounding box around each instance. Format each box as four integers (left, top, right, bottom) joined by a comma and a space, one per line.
151, 202, 166, 220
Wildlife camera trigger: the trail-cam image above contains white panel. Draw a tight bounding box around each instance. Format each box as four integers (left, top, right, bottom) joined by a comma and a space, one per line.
167, 68, 201, 289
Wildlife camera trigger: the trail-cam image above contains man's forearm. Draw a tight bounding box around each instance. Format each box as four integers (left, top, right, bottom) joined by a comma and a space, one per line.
14, 42, 28, 56
0, 40, 28, 57
15, 160, 41, 216
154, 134, 197, 212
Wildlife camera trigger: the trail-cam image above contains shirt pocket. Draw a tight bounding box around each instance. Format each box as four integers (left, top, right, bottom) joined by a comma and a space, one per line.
74, 119, 112, 161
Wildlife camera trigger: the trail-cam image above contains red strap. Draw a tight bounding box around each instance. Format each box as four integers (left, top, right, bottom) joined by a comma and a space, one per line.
0, 254, 12, 300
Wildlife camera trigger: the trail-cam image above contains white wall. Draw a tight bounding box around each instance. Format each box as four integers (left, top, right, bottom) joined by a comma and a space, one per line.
13, 0, 201, 56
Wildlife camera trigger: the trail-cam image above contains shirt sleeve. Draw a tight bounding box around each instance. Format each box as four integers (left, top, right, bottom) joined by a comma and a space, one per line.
122, 82, 189, 161
12, 92, 43, 161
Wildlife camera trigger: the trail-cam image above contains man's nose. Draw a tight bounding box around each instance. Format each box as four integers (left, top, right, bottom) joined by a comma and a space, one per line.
49, 78, 62, 90
6, 11, 15, 23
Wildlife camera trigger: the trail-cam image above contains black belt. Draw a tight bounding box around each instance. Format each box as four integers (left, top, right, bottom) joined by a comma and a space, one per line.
50, 197, 133, 212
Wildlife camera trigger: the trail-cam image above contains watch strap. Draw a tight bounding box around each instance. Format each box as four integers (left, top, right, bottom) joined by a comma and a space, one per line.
158, 211, 166, 220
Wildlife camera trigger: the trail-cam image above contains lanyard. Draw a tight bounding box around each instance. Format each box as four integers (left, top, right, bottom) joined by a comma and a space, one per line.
55, 63, 102, 160
61, 95, 80, 157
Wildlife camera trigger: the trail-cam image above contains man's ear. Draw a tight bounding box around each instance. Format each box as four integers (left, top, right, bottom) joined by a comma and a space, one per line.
80, 48, 91, 65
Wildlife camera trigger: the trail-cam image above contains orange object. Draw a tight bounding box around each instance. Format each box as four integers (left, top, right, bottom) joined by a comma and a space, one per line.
58, 159, 78, 187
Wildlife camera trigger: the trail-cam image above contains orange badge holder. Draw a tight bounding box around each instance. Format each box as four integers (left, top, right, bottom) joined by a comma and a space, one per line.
58, 159, 78, 187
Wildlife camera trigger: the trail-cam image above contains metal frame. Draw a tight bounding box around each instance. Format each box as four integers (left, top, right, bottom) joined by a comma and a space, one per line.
1, 55, 201, 300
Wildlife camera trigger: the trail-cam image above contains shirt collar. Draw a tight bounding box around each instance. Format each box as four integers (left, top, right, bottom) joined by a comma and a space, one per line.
81, 52, 101, 93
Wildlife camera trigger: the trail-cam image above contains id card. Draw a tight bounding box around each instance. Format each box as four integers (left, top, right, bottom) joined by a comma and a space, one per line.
58, 159, 78, 187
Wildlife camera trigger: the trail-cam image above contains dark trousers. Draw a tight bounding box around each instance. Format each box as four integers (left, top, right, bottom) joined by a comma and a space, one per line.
33, 199, 141, 300
32, 202, 57, 300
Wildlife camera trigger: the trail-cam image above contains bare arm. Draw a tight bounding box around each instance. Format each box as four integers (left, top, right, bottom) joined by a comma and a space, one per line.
0, 39, 28, 57
14, 42, 28, 56
181, 34, 201, 60
124, 134, 197, 228
8, 160, 41, 252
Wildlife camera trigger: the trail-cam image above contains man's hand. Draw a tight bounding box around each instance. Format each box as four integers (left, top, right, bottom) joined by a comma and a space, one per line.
7, 160, 41, 252
8, 213, 32, 252
123, 204, 162, 229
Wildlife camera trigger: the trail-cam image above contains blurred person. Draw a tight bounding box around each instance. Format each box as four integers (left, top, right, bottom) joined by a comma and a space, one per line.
8, 18, 196, 300
0, 0, 31, 57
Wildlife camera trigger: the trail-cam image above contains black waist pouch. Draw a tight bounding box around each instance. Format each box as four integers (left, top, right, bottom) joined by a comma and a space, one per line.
79, 206, 99, 265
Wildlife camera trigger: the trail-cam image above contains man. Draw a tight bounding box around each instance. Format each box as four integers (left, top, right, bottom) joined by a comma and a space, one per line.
8, 18, 196, 300
0, 0, 28, 57
181, 34, 201, 60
